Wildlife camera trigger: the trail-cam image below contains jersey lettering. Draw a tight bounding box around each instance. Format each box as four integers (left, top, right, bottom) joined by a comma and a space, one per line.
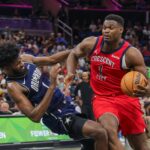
31, 68, 41, 92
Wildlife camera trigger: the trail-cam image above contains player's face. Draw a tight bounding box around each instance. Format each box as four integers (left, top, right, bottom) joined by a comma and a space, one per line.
102, 20, 123, 43
8, 56, 27, 76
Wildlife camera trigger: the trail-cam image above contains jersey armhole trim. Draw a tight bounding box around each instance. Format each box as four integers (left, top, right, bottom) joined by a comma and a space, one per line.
120, 45, 132, 70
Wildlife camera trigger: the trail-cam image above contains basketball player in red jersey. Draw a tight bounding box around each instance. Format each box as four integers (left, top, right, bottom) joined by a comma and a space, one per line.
65, 14, 150, 150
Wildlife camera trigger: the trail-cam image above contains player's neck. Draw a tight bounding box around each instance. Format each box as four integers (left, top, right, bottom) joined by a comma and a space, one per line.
103, 39, 123, 52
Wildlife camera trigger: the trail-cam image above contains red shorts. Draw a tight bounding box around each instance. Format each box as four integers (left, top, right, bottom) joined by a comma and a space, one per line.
92, 95, 146, 136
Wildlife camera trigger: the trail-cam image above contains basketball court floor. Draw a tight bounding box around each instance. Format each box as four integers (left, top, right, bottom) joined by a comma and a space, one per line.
6, 138, 150, 150
19, 146, 132, 150
18, 141, 133, 150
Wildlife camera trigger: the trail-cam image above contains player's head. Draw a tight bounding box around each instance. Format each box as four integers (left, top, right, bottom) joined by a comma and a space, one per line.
0, 41, 26, 76
102, 14, 124, 43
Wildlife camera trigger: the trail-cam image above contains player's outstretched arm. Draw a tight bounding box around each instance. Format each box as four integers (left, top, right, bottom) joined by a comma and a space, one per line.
7, 63, 61, 122
21, 50, 70, 66
65, 36, 97, 86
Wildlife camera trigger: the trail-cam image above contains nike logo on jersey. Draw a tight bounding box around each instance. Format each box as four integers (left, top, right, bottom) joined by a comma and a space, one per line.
111, 54, 120, 60
94, 49, 99, 55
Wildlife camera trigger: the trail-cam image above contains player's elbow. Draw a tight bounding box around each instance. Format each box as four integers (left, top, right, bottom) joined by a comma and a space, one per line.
71, 50, 80, 60
29, 116, 41, 123
71, 47, 85, 59
31, 118, 41, 123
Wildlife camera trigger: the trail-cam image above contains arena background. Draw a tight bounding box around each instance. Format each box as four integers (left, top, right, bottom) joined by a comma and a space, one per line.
0, 0, 149, 149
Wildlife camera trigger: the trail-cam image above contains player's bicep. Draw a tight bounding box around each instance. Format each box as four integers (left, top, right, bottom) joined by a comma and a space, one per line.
125, 47, 147, 75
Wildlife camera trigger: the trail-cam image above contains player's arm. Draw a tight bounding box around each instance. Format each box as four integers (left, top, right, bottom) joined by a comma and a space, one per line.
7, 64, 61, 122
65, 36, 97, 84
125, 47, 147, 75
125, 47, 150, 97
67, 36, 97, 75
21, 50, 70, 66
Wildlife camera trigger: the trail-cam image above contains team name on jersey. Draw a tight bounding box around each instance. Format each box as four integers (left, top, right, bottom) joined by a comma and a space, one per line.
31, 68, 41, 92
91, 55, 115, 68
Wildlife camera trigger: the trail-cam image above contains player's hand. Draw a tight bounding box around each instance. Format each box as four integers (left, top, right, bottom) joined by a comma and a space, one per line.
64, 73, 74, 89
133, 84, 150, 97
50, 63, 61, 85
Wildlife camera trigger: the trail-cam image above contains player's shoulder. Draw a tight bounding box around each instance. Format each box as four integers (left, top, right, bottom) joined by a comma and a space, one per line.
7, 81, 28, 96
126, 46, 141, 56
127, 46, 139, 51
79, 36, 98, 50
82, 36, 97, 43
7, 81, 21, 91
125, 45, 144, 67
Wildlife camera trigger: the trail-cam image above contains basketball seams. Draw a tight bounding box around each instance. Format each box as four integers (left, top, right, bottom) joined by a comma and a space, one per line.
123, 76, 132, 96
132, 71, 135, 92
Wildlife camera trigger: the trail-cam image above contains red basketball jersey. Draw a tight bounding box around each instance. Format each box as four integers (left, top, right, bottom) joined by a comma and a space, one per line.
89, 36, 131, 96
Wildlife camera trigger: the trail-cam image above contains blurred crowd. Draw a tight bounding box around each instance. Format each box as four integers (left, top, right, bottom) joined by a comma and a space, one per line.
66, 0, 150, 10
0, 0, 149, 10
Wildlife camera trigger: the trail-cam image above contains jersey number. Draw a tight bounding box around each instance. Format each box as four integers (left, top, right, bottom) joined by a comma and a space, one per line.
99, 65, 103, 76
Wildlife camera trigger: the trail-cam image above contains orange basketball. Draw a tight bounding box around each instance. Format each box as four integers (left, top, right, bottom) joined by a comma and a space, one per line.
121, 71, 148, 97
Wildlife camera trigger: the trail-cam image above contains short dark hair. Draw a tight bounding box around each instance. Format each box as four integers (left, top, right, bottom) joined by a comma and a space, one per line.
0, 41, 19, 69
104, 14, 124, 27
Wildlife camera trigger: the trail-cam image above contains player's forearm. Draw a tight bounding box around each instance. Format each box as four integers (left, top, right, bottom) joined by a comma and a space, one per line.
53, 50, 71, 63
30, 83, 56, 122
67, 51, 78, 74
34, 50, 71, 66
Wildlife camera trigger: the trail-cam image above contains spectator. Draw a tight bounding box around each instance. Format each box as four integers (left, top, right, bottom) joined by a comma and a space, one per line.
57, 74, 65, 92
89, 21, 97, 33
0, 102, 12, 115
74, 71, 94, 119
74, 72, 94, 150
141, 45, 150, 66
56, 33, 67, 46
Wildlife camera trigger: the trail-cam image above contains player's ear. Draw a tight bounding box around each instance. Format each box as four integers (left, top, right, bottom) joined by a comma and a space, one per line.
120, 27, 124, 34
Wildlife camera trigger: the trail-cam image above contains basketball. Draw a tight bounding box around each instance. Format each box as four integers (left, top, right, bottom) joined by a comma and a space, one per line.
121, 71, 148, 97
